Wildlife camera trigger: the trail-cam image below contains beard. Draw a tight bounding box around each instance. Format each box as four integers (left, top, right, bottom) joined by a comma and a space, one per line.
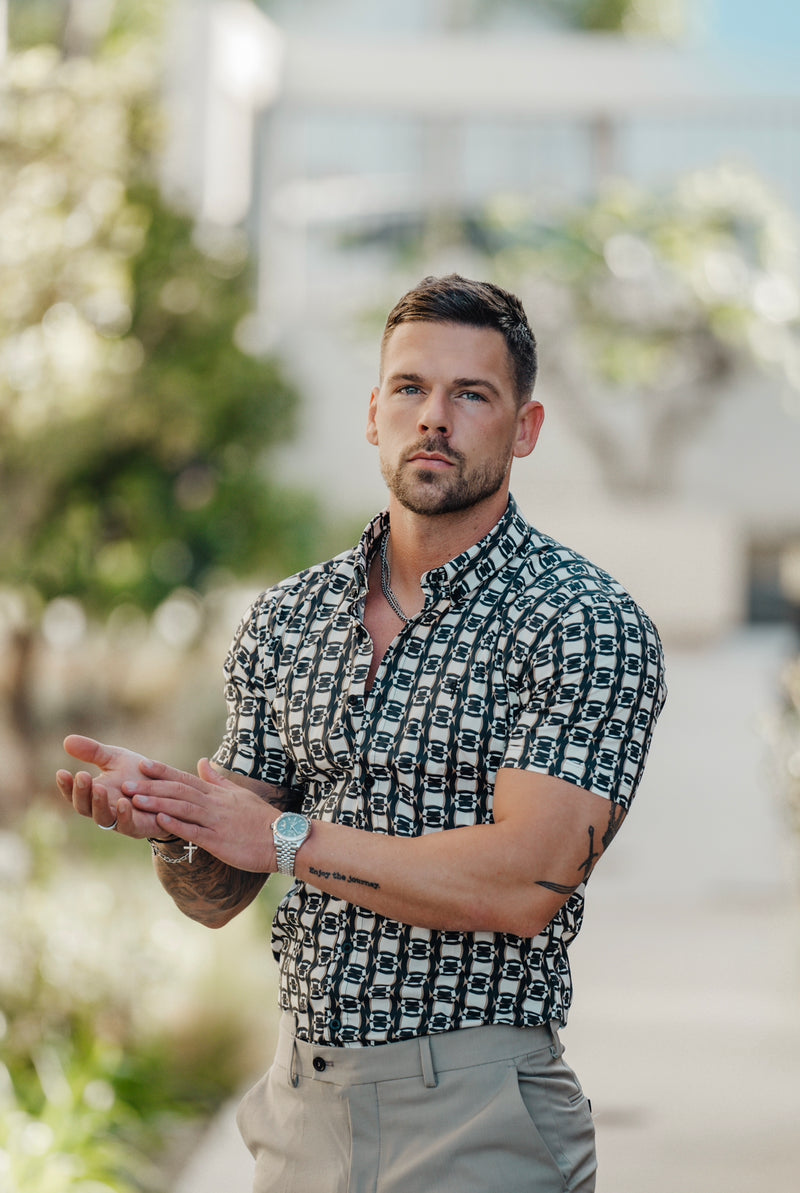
380, 435, 512, 516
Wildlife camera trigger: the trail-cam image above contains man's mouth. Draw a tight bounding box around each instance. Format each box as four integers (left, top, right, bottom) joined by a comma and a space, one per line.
409, 452, 454, 466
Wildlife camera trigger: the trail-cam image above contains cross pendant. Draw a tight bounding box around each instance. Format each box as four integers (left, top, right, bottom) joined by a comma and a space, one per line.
186, 841, 198, 862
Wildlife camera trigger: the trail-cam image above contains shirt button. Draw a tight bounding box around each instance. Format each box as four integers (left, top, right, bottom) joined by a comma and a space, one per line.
313, 1056, 327, 1073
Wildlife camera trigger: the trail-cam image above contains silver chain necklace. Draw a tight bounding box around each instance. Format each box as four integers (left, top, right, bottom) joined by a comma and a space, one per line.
380, 529, 411, 623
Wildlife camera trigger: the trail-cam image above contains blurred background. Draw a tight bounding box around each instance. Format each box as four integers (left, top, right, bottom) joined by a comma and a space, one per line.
1, 1, 799, 1191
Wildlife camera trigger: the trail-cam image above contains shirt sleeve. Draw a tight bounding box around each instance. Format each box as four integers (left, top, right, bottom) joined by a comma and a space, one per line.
500, 594, 667, 809
212, 593, 295, 788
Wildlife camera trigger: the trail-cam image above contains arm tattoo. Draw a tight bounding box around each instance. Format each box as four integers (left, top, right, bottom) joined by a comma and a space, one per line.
155, 849, 266, 927
308, 864, 380, 891
535, 801, 626, 897
602, 802, 625, 851
152, 783, 294, 926
536, 878, 582, 895
577, 824, 600, 881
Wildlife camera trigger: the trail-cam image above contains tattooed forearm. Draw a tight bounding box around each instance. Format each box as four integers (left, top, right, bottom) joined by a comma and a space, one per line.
308, 864, 381, 891
154, 846, 267, 928
536, 878, 581, 895
577, 824, 599, 881
536, 802, 627, 898
602, 802, 625, 851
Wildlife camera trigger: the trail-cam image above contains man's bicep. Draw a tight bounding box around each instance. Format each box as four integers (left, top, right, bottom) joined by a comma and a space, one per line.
494, 767, 627, 896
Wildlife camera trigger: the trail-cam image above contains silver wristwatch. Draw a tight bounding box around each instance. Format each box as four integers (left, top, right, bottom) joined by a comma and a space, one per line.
271, 811, 311, 877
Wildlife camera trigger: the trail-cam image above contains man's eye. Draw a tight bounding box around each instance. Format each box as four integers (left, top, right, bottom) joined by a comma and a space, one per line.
460, 391, 487, 402
398, 385, 421, 395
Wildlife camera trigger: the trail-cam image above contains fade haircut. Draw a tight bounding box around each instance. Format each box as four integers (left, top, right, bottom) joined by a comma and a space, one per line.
381, 274, 538, 405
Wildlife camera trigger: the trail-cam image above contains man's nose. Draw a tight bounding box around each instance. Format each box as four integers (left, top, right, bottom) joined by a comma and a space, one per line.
417, 389, 450, 435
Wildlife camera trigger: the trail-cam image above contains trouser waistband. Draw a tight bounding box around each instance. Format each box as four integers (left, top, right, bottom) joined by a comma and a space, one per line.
274, 1013, 562, 1089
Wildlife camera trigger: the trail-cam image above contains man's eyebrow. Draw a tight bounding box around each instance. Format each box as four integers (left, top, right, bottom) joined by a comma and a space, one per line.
386, 372, 502, 398
386, 372, 425, 385
453, 376, 502, 397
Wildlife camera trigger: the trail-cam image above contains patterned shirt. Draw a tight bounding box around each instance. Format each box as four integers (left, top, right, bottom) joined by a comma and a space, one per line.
213, 496, 666, 1046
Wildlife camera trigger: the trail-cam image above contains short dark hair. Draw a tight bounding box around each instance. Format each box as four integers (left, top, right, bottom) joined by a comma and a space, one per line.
381, 274, 538, 404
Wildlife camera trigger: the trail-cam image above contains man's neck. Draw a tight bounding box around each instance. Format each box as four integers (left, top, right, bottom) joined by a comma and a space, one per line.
385, 491, 509, 588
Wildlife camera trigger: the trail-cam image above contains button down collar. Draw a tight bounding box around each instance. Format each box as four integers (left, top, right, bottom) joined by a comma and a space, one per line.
352, 497, 533, 613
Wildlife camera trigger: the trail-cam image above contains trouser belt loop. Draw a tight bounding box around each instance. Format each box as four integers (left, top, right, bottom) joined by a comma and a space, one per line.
419, 1036, 438, 1089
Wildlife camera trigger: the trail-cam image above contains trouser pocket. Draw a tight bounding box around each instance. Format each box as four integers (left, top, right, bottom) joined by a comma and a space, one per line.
511, 1046, 597, 1192
237, 1063, 352, 1193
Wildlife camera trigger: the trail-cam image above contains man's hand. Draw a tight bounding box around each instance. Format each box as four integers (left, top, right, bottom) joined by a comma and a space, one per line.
57, 736, 171, 839
124, 757, 279, 873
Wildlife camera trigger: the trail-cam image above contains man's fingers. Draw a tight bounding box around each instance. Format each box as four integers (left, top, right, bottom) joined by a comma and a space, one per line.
56, 770, 74, 799
138, 758, 208, 791
89, 783, 117, 830
115, 797, 155, 840
197, 757, 227, 785
71, 771, 96, 817
130, 789, 211, 827
63, 734, 109, 767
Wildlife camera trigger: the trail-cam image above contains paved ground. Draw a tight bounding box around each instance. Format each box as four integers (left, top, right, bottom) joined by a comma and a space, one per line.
175, 628, 800, 1192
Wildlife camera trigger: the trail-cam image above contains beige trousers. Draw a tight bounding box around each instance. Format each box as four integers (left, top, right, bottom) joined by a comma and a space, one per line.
237, 1014, 596, 1193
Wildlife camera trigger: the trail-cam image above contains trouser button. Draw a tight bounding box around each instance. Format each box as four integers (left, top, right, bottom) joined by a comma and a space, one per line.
313, 1056, 327, 1073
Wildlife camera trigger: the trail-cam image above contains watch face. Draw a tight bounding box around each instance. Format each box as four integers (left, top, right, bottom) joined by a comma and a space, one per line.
276, 812, 308, 840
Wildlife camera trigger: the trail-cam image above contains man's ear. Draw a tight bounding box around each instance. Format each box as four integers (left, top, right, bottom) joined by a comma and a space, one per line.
366, 387, 380, 446
513, 400, 545, 459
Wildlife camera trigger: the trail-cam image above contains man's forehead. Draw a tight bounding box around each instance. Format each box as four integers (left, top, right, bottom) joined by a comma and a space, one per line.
381, 320, 513, 381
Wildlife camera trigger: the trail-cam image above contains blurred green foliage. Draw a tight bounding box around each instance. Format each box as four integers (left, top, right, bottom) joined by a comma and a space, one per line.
537, 0, 686, 36
0, 807, 283, 1191
0, 36, 319, 618
0, 3, 325, 805
446, 0, 688, 37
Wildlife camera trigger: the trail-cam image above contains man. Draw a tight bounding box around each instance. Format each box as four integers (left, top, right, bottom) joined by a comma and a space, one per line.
58, 274, 666, 1193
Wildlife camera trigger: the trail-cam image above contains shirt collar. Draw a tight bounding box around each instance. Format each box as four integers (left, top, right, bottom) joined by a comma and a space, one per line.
352, 495, 532, 608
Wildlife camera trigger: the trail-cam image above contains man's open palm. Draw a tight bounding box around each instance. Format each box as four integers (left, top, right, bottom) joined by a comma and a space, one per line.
57, 735, 164, 838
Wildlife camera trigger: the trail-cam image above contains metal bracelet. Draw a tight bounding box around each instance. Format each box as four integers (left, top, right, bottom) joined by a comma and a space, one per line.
148, 838, 198, 864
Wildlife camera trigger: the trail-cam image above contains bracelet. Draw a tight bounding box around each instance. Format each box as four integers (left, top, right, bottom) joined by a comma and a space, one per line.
148, 838, 198, 864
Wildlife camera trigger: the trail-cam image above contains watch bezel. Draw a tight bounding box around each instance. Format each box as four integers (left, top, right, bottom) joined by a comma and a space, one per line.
273, 811, 310, 843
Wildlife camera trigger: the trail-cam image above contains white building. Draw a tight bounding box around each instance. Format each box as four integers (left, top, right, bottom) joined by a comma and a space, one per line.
164, 0, 800, 642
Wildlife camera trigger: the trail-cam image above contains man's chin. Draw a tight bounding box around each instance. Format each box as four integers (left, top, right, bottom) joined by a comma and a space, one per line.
392, 481, 480, 517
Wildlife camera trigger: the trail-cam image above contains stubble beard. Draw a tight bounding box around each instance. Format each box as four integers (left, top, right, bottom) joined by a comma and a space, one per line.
381, 438, 513, 516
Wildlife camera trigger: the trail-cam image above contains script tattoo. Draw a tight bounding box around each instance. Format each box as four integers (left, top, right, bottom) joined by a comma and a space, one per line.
535, 802, 627, 897
309, 865, 380, 891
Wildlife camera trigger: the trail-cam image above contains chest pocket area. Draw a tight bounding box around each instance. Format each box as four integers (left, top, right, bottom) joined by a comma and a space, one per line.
274, 636, 358, 777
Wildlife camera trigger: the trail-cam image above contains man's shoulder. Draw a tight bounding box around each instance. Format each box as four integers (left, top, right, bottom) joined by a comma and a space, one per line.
516, 524, 660, 639
519, 524, 626, 598
245, 544, 360, 620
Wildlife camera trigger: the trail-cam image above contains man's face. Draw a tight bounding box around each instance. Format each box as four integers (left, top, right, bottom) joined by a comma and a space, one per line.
366, 320, 543, 517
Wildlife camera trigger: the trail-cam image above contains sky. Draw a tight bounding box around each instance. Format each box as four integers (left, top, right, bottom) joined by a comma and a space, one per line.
705, 0, 800, 59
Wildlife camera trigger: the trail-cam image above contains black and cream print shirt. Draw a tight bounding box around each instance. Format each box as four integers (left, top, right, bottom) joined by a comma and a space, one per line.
213, 496, 666, 1046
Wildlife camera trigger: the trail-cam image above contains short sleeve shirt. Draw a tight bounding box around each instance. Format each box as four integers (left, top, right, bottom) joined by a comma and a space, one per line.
214, 496, 666, 1045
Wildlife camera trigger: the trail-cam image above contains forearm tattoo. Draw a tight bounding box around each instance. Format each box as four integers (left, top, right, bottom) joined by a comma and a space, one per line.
155, 848, 265, 927
536, 801, 625, 897
308, 864, 380, 891
152, 783, 295, 926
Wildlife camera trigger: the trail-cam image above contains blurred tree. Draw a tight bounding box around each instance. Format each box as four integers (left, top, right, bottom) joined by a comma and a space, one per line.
353, 164, 800, 497
435, 0, 687, 38
480, 167, 800, 495
535, 0, 686, 37
0, 4, 320, 811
